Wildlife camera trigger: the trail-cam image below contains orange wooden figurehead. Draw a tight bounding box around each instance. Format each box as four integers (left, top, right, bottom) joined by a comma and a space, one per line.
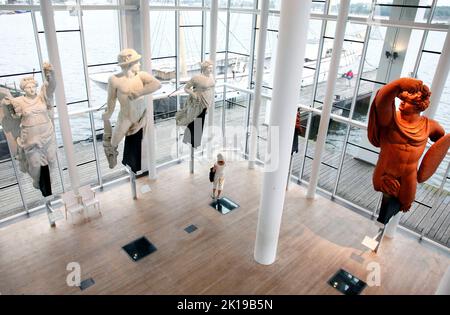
368, 78, 450, 212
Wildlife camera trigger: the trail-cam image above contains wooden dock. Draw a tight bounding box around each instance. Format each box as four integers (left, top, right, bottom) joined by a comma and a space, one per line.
289, 141, 450, 247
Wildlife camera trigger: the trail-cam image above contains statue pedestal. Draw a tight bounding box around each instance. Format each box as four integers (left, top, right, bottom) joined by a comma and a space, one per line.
124, 165, 138, 200
377, 194, 401, 225
384, 212, 401, 238
362, 194, 402, 252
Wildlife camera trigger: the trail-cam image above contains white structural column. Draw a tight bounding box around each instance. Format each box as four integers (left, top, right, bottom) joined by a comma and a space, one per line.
254, 0, 312, 265
306, 0, 350, 199
140, 0, 157, 179
207, 0, 218, 154
425, 25, 450, 119
40, 0, 80, 193
248, 0, 269, 169
119, 0, 128, 49
209, 0, 218, 76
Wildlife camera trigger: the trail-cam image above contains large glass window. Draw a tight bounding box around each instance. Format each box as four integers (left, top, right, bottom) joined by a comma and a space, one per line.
0, 0, 449, 249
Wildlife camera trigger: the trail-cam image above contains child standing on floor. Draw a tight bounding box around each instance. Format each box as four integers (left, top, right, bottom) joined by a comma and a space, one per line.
211, 153, 226, 200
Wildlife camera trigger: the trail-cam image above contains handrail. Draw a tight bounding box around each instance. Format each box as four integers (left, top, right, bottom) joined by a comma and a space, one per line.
222, 82, 450, 158
224, 82, 369, 129
0, 82, 226, 131
1, 81, 448, 159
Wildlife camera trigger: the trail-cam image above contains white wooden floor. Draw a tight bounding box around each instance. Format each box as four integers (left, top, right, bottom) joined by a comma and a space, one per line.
0, 157, 448, 295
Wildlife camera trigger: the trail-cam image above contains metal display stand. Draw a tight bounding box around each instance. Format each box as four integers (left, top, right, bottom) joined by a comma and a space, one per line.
362, 212, 401, 253
45, 196, 64, 228
190, 146, 194, 174
286, 153, 294, 191
124, 165, 138, 200
45, 198, 56, 228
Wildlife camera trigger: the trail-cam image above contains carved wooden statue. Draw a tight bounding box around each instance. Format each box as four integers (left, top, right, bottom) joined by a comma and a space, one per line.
368, 78, 450, 221
102, 48, 161, 172
176, 60, 215, 148
0, 63, 57, 196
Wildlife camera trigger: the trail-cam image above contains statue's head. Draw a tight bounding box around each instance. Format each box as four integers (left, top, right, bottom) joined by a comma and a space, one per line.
398, 84, 431, 113
200, 60, 213, 75
20, 77, 38, 97
118, 48, 142, 73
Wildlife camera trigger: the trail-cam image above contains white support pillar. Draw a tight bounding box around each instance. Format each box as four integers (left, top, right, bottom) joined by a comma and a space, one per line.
248, 0, 269, 169
209, 0, 218, 77
40, 0, 80, 194
140, 0, 157, 179
425, 25, 450, 119
207, 0, 218, 155
306, 0, 350, 199
118, 0, 128, 49
254, 0, 312, 265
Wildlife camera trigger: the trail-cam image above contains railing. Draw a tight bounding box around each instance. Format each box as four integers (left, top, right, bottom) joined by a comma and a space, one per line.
0, 81, 225, 222
1, 80, 449, 251
223, 82, 450, 251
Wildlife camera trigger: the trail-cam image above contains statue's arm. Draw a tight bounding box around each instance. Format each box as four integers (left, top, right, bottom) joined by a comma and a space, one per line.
39, 62, 56, 106
102, 77, 117, 121
429, 119, 445, 142
7, 99, 22, 119
183, 78, 196, 99
44, 63, 56, 96
139, 71, 161, 96
418, 131, 450, 183
373, 78, 423, 126
372, 80, 400, 126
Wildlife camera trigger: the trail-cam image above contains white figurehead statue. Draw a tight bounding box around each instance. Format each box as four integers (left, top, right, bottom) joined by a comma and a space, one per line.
102, 48, 161, 169
176, 60, 215, 148
0, 63, 57, 195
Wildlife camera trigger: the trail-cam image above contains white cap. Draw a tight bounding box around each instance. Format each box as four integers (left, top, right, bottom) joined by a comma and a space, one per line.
217, 153, 225, 162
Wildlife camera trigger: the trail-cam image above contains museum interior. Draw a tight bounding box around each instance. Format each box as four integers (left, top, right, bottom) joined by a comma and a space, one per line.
0, 0, 449, 295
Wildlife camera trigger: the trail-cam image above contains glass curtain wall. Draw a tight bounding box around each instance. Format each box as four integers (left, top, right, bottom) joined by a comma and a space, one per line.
232, 0, 450, 248
0, 0, 449, 249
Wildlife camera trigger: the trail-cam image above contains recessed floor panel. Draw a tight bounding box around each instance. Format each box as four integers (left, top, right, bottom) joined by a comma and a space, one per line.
210, 197, 239, 215
122, 236, 157, 262
328, 269, 366, 295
